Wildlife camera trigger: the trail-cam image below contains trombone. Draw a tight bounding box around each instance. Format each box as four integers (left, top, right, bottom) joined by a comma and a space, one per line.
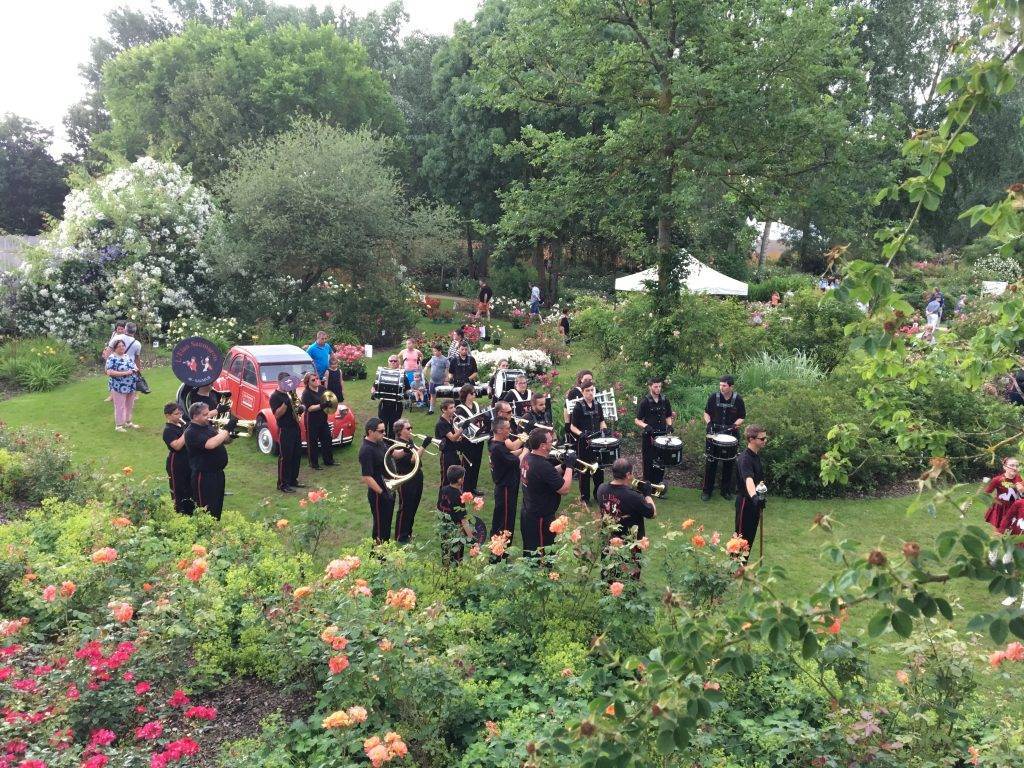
549, 444, 599, 475
382, 435, 438, 457
630, 478, 666, 498
512, 415, 554, 432
210, 414, 256, 437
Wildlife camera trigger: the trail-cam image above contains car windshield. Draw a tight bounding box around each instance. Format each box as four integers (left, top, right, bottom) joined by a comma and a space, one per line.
259, 362, 315, 383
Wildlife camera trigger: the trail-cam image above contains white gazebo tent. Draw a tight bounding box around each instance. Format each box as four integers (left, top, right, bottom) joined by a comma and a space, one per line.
614, 255, 748, 297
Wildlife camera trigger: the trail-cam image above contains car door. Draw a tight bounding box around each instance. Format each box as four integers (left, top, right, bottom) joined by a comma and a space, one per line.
238, 357, 260, 420
224, 353, 244, 406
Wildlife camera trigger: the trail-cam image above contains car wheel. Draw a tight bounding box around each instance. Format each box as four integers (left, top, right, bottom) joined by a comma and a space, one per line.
256, 419, 278, 456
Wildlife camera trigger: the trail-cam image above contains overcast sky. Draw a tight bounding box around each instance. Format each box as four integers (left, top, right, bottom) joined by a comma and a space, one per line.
0, 0, 479, 155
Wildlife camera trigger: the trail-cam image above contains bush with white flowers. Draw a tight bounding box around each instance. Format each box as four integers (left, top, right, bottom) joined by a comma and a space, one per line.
474, 347, 554, 377
18, 158, 215, 347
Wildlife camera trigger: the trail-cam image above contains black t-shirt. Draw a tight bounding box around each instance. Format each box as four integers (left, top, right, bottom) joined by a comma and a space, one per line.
637, 394, 672, 434
183, 423, 228, 473
324, 369, 344, 402
449, 355, 478, 386
521, 452, 564, 520
735, 447, 765, 499
186, 389, 220, 419
301, 387, 327, 424
270, 390, 298, 431
490, 438, 520, 487
391, 441, 422, 477
596, 482, 655, 538
524, 407, 552, 430
559, 315, 569, 334
358, 438, 387, 490
162, 422, 186, 454
478, 285, 493, 303
502, 387, 532, 415
435, 415, 462, 459
571, 399, 604, 435
438, 484, 466, 523
705, 392, 746, 432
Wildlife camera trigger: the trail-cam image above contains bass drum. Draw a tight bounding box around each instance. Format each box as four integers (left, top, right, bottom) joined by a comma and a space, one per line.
589, 436, 621, 467
705, 433, 738, 462
652, 434, 684, 468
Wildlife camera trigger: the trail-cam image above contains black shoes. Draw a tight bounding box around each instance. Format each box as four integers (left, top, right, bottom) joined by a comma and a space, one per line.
280, 486, 296, 493
701, 493, 711, 502
311, 466, 324, 471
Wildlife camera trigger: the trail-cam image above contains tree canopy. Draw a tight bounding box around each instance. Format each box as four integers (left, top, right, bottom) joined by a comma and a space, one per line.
0, 115, 68, 235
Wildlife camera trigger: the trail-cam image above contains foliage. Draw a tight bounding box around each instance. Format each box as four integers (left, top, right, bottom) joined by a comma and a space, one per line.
488, 260, 537, 302
97, 17, 403, 181
971, 253, 1023, 282
746, 272, 815, 303
14, 157, 214, 347
736, 351, 825, 395
166, 314, 248, 352
0, 337, 78, 392
0, 113, 68, 234
0, 424, 80, 516
771, 289, 865, 371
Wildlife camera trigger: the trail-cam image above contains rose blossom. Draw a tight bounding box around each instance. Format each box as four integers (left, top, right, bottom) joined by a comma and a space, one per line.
609, 581, 624, 597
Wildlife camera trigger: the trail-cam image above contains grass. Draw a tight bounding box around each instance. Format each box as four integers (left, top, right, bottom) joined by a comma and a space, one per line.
0, 319, 1017, 705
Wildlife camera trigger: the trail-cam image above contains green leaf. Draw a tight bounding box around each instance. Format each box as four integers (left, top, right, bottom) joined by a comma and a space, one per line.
1009, 616, 1024, 640
935, 598, 953, 620
801, 631, 819, 659
991, 617, 1009, 644
869, 609, 892, 637
958, 131, 979, 147
891, 611, 913, 638
656, 726, 675, 755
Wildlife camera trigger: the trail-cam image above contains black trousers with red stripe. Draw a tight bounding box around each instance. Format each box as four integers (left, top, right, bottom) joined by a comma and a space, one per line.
166, 451, 195, 515
192, 470, 225, 520
395, 473, 423, 543
521, 510, 556, 555
304, 413, 333, 468
490, 483, 520, 543
734, 493, 763, 559
641, 434, 666, 485
278, 426, 301, 489
369, 488, 395, 543
460, 442, 484, 493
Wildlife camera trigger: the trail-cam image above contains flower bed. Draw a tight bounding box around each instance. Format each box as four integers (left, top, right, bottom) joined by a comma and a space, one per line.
473, 347, 554, 377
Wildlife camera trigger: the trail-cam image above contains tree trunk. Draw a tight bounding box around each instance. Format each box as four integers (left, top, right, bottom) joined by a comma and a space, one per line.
532, 241, 547, 302
466, 221, 476, 279
757, 219, 772, 278
549, 240, 561, 303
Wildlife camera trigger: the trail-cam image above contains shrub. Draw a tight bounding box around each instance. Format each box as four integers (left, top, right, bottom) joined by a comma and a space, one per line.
771, 289, 863, 371
746, 272, 814, 302
737, 350, 824, 394
449, 275, 479, 298
0, 336, 78, 391
489, 262, 537, 300
972, 253, 1023, 282
0, 424, 81, 514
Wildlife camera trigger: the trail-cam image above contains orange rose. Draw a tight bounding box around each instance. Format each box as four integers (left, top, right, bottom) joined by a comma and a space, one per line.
293, 586, 313, 600
59, 581, 76, 598
691, 534, 706, 548
275, 519, 289, 529
111, 517, 132, 528
122, 466, 134, 476
191, 544, 207, 557
328, 655, 349, 674
609, 581, 624, 597
549, 515, 569, 535
109, 601, 134, 622
91, 547, 118, 564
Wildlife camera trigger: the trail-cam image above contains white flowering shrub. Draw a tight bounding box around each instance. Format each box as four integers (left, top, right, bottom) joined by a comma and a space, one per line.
18, 158, 215, 347
474, 347, 554, 377
972, 254, 1023, 283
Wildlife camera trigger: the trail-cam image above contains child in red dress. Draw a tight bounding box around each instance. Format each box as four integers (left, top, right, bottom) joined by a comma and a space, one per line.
985, 458, 1024, 533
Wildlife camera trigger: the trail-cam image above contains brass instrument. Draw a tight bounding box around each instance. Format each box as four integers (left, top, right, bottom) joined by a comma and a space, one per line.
383, 435, 437, 457
289, 389, 303, 420
383, 440, 421, 491
549, 444, 598, 474
211, 414, 256, 437
513, 415, 554, 432
320, 390, 339, 415
630, 478, 666, 498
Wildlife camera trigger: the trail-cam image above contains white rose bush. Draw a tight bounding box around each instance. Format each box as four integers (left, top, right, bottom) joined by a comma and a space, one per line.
474, 347, 554, 377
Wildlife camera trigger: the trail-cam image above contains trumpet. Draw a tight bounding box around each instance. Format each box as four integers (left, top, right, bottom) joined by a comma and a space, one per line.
630, 478, 666, 498
513, 415, 554, 432
383, 435, 438, 457
211, 414, 256, 437
549, 445, 599, 474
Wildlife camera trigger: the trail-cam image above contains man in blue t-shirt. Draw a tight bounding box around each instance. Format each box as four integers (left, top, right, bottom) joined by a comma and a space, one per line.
306, 330, 331, 377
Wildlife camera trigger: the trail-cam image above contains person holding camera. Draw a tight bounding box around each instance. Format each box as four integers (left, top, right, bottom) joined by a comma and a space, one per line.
520, 428, 574, 555
735, 424, 768, 561
359, 417, 395, 544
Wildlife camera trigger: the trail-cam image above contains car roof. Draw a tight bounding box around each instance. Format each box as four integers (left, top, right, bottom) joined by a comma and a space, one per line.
232, 345, 313, 364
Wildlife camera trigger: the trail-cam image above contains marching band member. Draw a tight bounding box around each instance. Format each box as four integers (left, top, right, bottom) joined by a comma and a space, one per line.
301, 372, 334, 470
984, 457, 1024, 533
489, 418, 526, 548
435, 400, 463, 504
502, 374, 533, 416
570, 383, 608, 506
702, 375, 746, 501
270, 372, 303, 493
521, 428, 574, 555
391, 419, 429, 544
563, 370, 594, 443
455, 384, 486, 493
635, 377, 673, 485
162, 402, 194, 515
448, 342, 479, 388
596, 458, 656, 579
322, 353, 345, 404
438, 465, 476, 564
374, 355, 405, 439
185, 383, 225, 420
735, 425, 768, 562
488, 359, 510, 397
523, 393, 553, 432
494, 401, 527, 448
183, 402, 232, 520
359, 418, 393, 544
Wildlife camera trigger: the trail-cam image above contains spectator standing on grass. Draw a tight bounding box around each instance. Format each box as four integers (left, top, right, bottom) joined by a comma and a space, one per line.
102, 320, 126, 402
399, 338, 423, 390
424, 344, 449, 415
955, 294, 968, 318
106, 339, 140, 432
306, 330, 331, 378
925, 294, 942, 329
529, 285, 541, 321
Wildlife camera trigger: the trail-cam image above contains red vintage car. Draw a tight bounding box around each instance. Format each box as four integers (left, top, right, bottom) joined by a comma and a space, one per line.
213, 345, 356, 455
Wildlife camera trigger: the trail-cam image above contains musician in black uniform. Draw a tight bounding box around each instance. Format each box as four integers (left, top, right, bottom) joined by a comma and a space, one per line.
391, 419, 431, 544
501, 375, 532, 416
563, 370, 594, 443
735, 425, 768, 562
301, 372, 334, 470
434, 400, 463, 505
493, 401, 528, 448
162, 402, 194, 515
183, 402, 232, 520
596, 458, 657, 579
520, 428, 574, 555
322, 353, 345, 403
570, 383, 608, 505
635, 378, 674, 485
448, 343, 479, 388
523, 393, 554, 432
489, 418, 526, 548
374, 355, 405, 439
359, 417, 394, 544
270, 373, 303, 493
184, 384, 225, 421
455, 384, 486, 493
702, 375, 746, 501
438, 465, 477, 564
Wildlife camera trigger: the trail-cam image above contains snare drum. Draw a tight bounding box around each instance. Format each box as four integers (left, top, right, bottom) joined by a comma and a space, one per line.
589, 436, 621, 467
433, 384, 459, 400
373, 368, 405, 402
652, 434, 684, 467
474, 383, 490, 398
705, 433, 738, 462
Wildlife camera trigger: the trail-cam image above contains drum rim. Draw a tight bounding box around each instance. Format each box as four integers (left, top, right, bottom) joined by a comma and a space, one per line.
590, 436, 620, 446
710, 433, 738, 445
653, 435, 683, 447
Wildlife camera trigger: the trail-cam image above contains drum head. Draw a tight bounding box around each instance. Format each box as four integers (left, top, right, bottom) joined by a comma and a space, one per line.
654, 435, 683, 448
590, 436, 620, 447
711, 433, 737, 446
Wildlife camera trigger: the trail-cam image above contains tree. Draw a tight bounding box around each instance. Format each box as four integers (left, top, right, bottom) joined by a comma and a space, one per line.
0, 115, 68, 235
475, 0, 868, 305
96, 18, 403, 180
